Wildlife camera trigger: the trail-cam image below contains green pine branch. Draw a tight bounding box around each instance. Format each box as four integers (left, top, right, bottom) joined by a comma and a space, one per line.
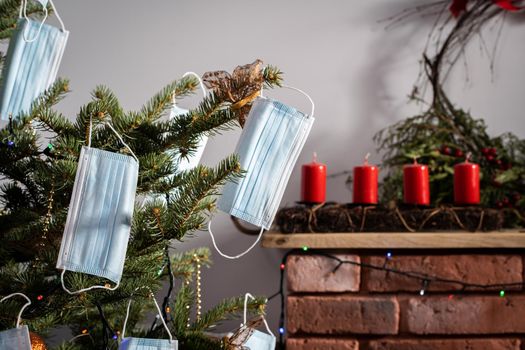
190, 295, 266, 333
161, 157, 243, 241
139, 75, 199, 122
263, 65, 283, 88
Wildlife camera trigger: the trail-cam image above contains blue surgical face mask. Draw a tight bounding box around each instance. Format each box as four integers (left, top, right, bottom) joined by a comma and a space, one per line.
243, 329, 276, 350
137, 72, 208, 207
119, 287, 178, 350
168, 72, 208, 173
228, 293, 276, 350
208, 86, 315, 259
0, 0, 68, 120
0, 293, 32, 350
56, 119, 139, 294
119, 338, 177, 350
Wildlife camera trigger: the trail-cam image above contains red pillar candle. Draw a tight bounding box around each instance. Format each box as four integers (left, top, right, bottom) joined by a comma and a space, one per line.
403, 159, 430, 205
454, 154, 480, 205
353, 154, 378, 204
301, 152, 326, 203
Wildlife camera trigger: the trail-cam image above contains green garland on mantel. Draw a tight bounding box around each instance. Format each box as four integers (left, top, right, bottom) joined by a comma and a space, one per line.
276, 204, 504, 234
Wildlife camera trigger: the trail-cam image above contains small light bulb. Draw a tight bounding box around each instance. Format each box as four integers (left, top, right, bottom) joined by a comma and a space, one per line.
302, 246, 308, 251
279, 327, 285, 334
419, 280, 428, 296
112, 334, 118, 340
280, 263, 285, 270
500, 290, 505, 298
37, 295, 43, 301
386, 252, 392, 259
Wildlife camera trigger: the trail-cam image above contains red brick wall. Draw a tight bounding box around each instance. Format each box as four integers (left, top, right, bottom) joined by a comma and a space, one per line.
285, 252, 525, 349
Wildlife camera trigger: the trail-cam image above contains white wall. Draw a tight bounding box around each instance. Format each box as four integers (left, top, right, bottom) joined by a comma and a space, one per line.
48, 0, 525, 333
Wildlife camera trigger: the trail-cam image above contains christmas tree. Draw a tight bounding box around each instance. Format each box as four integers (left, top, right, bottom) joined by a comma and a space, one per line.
0, 2, 283, 349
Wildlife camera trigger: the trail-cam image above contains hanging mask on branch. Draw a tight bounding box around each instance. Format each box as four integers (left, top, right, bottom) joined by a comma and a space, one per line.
169, 72, 209, 172
224, 293, 275, 350
0, 0, 69, 120
202, 59, 264, 127
56, 116, 139, 294
0, 293, 32, 350
207, 84, 315, 259
119, 287, 178, 350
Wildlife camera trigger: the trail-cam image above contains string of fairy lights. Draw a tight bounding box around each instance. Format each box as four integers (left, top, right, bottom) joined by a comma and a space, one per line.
267, 247, 524, 348
11, 244, 523, 348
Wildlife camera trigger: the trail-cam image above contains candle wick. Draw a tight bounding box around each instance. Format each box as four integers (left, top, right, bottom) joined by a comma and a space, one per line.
466, 152, 472, 163
312, 152, 317, 163
364, 152, 370, 165
413, 157, 418, 164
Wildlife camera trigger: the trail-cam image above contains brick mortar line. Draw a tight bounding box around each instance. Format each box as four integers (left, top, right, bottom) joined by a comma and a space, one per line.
289, 250, 525, 255
286, 335, 525, 340
287, 292, 525, 297
287, 252, 524, 290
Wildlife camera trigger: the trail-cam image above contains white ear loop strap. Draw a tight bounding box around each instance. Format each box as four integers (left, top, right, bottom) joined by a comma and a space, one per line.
260, 84, 315, 118
21, 0, 47, 42
207, 221, 264, 260
121, 286, 174, 343
87, 113, 139, 163
0, 293, 31, 328
104, 122, 139, 163
242, 292, 253, 325
60, 269, 120, 295
243, 293, 274, 337
20, 0, 66, 42
183, 72, 207, 96
172, 71, 207, 105
48, 0, 66, 31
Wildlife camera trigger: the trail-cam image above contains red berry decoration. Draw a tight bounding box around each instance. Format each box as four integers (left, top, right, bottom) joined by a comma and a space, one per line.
489, 147, 497, 156
496, 159, 502, 166
482, 148, 490, 155
496, 201, 503, 208
486, 155, 494, 162
502, 162, 512, 170
454, 149, 464, 158
502, 197, 510, 206
441, 146, 451, 155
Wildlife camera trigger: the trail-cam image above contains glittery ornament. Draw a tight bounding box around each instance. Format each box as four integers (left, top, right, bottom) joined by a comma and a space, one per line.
29, 332, 48, 350
202, 59, 264, 127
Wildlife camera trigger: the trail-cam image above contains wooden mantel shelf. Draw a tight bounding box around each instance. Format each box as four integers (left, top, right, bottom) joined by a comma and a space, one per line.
262, 231, 525, 249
